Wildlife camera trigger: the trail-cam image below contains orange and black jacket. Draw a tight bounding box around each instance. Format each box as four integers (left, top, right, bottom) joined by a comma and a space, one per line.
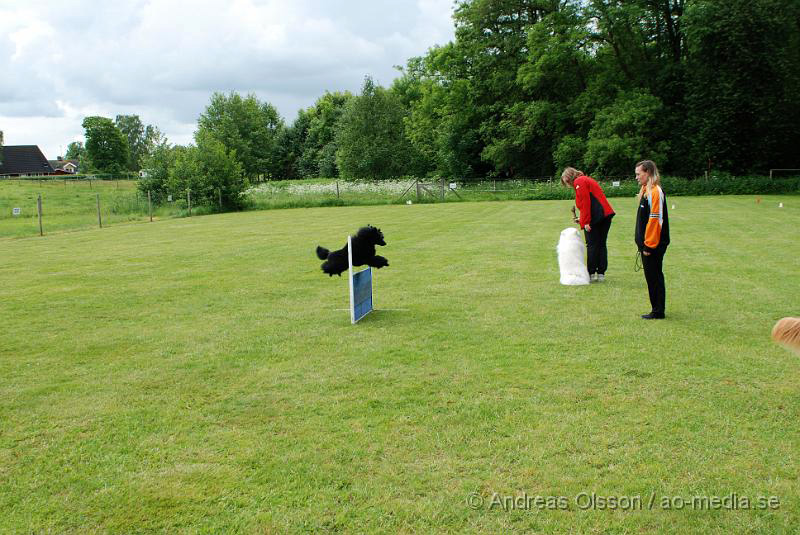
635, 186, 670, 253
573, 175, 615, 227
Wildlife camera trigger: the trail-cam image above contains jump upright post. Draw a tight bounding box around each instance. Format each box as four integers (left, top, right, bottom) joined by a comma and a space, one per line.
347, 235, 374, 324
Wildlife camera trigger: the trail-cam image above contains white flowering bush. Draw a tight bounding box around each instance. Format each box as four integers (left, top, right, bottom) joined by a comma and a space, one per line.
248, 179, 414, 196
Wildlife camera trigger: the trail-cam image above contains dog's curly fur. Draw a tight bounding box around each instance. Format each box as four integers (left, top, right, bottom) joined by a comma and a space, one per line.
772, 317, 800, 354
316, 225, 389, 277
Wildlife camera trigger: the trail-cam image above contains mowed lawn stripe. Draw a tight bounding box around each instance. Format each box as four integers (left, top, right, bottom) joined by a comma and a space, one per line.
1, 196, 798, 533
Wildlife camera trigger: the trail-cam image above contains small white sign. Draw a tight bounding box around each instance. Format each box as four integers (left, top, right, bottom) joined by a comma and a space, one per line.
449, 182, 457, 190
779, 202, 784, 208
612, 181, 620, 187
12, 207, 21, 216
167, 194, 173, 202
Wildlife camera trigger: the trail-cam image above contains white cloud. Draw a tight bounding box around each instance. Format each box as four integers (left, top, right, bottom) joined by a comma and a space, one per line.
0, 0, 455, 159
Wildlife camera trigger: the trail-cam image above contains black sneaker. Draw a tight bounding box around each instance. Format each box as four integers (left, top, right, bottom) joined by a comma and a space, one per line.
641, 312, 665, 320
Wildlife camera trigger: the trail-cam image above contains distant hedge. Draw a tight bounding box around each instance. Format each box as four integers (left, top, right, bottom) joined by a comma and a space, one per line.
669, 175, 800, 195
519, 175, 800, 201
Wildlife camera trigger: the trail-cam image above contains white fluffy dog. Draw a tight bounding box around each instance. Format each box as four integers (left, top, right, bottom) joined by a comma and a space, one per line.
557, 227, 590, 285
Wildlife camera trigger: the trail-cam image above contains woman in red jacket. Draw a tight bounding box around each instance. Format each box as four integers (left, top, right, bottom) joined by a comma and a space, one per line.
561, 167, 615, 281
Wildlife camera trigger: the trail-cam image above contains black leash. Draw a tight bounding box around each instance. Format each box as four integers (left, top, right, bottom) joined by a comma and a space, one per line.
634, 250, 642, 272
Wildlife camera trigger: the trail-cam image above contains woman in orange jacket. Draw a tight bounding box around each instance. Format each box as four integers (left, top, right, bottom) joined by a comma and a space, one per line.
635, 160, 670, 319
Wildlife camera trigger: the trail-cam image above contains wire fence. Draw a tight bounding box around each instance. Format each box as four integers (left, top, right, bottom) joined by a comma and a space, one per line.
0, 178, 183, 238
4, 174, 794, 238
2, 176, 599, 238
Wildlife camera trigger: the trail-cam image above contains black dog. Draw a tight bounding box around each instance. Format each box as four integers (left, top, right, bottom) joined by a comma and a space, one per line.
316, 225, 389, 277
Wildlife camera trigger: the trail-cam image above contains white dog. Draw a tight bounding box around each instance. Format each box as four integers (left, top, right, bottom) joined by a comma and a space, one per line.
557, 227, 590, 285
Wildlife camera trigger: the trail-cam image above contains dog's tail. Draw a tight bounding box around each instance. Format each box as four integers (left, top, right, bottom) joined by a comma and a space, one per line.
316, 246, 330, 260
772, 317, 800, 354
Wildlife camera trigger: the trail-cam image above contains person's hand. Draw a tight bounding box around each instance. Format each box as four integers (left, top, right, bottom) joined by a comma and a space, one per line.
584, 224, 591, 232
642, 251, 651, 256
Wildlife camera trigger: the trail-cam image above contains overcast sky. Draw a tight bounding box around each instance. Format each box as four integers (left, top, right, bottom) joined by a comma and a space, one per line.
0, 0, 456, 159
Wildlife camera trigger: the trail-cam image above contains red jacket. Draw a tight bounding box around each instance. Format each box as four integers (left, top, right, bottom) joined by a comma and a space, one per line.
573, 175, 615, 227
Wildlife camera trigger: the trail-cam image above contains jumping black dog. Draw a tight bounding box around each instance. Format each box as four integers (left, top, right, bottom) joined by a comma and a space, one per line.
316, 225, 389, 277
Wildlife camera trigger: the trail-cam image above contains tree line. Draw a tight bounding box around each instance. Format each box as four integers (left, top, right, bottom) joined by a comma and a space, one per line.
64, 115, 165, 176
72, 0, 799, 208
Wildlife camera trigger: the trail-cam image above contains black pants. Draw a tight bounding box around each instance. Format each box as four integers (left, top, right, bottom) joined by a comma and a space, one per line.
642, 248, 666, 315
584, 216, 613, 275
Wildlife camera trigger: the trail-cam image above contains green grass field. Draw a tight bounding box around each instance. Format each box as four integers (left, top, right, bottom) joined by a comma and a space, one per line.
0, 179, 185, 238
1, 196, 798, 533
0, 178, 574, 239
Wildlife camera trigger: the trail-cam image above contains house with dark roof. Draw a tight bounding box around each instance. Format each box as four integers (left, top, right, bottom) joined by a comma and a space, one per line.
48, 157, 80, 174
0, 146, 54, 177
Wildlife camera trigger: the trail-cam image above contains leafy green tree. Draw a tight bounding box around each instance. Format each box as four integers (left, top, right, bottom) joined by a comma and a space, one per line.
163, 132, 246, 209
398, 0, 800, 177
197, 92, 284, 180
166, 147, 201, 203
389, 69, 436, 177
553, 135, 586, 172
114, 115, 145, 171
584, 0, 689, 172
193, 130, 247, 208
318, 143, 339, 178
584, 89, 670, 175
81, 116, 129, 175
511, 3, 594, 174
402, 0, 696, 177
683, 0, 800, 173
275, 110, 311, 180
403, 1, 567, 178
453, 0, 562, 176
114, 116, 167, 172
401, 74, 443, 175
335, 77, 419, 180
403, 49, 486, 178
297, 91, 353, 178
64, 141, 88, 171
143, 125, 166, 162
64, 141, 85, 161
137, 140, 177, 203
